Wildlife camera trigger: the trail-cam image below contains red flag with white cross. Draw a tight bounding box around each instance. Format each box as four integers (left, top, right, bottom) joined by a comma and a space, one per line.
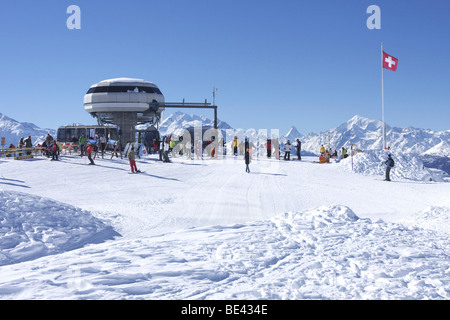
382, 51, 398, 71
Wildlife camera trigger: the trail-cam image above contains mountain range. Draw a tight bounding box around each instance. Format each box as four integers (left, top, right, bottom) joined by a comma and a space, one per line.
291, 115, 450, 155
159, 112, 449, 155
1, 111, 449, 171
0, 113, 55, 147
157, 112, 450, 172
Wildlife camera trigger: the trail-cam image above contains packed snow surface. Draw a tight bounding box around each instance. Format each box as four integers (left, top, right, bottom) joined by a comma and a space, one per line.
0, 150, 449, 300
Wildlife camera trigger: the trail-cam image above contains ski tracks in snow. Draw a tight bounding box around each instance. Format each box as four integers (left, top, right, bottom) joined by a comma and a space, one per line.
177, 159, 286, 227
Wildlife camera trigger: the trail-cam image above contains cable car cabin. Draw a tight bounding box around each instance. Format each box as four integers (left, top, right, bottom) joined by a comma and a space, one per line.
57, 125, 119, 144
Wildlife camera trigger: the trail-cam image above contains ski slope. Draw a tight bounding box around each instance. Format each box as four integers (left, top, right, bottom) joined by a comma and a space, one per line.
0, 151, 449, 299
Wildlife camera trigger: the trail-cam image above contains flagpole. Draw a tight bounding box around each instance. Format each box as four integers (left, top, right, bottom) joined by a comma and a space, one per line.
381, 42, 386, 149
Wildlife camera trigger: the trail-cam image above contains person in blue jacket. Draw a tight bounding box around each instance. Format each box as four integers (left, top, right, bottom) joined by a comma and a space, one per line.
384, 154, 394, 181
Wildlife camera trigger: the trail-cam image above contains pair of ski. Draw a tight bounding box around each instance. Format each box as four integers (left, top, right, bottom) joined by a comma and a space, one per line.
128, 170, 144, 174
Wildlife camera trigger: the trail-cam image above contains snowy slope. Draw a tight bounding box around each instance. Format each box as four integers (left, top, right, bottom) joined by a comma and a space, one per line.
422, 141, 450, 157
338, 149, 447, 182
0, 151, 449, 299
1, 111, 449, 300
0, 113, 56, 146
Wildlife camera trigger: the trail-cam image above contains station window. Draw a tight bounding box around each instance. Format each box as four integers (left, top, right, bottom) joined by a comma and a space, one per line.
86, 86, 162, 95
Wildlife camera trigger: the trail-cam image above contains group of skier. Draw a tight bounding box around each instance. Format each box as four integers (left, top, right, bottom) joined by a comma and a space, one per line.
237, 137, 394, 180
10, 134, 62, 160
4, 132, 396, 180
281, 139, 302, 161
233, 137, 302, 174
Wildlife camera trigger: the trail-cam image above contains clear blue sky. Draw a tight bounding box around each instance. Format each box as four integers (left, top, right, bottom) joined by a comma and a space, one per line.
0, 0, 449, 135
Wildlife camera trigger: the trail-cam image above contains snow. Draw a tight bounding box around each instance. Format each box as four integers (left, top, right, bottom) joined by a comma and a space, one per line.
0, 190, 118, 266
338, 149, 447, 182
1, 149, 449, 300
422, 140, 450, 157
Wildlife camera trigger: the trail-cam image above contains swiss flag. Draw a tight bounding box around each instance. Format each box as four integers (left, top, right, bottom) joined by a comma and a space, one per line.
383, 51, 398, 71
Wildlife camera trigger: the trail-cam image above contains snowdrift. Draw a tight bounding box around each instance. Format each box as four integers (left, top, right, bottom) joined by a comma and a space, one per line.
401, 206, 450, 234
338, 149, 446, 182
0, 190, 120, 266
1, 204, 449, 299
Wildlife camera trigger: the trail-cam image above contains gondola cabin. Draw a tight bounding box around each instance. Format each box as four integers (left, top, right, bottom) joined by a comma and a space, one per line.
56, 125, 119, 144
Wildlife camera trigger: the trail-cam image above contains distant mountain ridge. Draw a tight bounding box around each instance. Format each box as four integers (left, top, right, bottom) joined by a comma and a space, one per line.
293, 115, 450, 156
159, 111, 232, 136
158, 112, 450, 159
0, 113, 55, 146
1, 112, 449, 160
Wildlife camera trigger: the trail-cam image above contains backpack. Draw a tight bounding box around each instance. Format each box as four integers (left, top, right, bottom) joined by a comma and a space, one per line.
388, 158, 394, 167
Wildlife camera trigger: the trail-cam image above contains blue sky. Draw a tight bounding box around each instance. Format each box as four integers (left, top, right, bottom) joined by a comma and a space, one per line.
0, 0, 449, 135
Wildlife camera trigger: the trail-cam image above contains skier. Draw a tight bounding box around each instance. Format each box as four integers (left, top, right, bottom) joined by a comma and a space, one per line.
112, 140, 122, 159
320, 144, 325, 155
99, 134, 107, 158
17, 137, 24, 157
342, 147, 348, 159
245, 138, 250, 173
384, 154, 394, 181
295, 139, 301, 160
50, 140, 59, 161
24, 136, 33, 155
45, 133, 53, 146
284, 140, 291, 160
266, 139, 272, 158
86, 143, 95, 165
128, 146, 141, 173
79, 134, 86, 156
233, 136, 238, 156
163, 137, 171, 162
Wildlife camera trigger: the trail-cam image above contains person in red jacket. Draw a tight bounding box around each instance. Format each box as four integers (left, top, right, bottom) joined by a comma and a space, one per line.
86, 144, 95, 165
50, 140, 59, 161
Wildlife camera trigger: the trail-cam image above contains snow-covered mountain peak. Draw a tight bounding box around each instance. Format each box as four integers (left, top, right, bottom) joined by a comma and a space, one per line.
284, 126, 302, 141
0, 113, 55, 146
422, 140, 450, 157
159, 111, 232, 136
342, 115, 383, 131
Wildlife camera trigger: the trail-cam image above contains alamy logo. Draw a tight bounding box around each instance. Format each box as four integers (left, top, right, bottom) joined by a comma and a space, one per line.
366, 5, 381, 30
67, 5, 81, 30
